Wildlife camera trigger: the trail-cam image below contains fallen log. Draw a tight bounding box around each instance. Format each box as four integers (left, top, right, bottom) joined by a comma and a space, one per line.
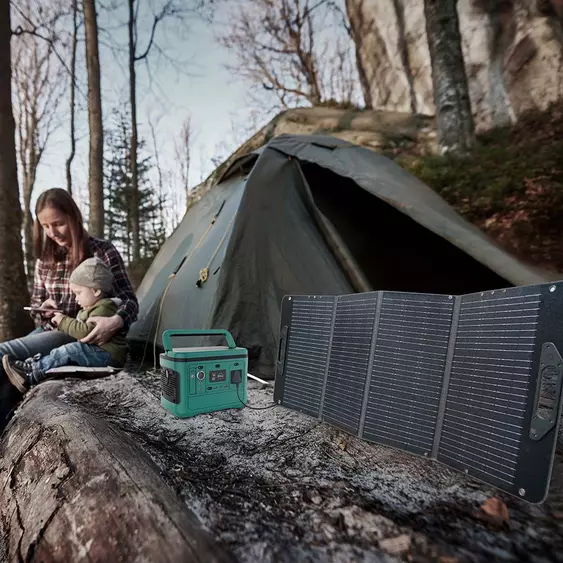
4, 370, 562, 562
0, 380, 235, 563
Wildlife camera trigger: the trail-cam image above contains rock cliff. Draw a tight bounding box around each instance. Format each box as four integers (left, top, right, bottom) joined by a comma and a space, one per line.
346, 0, 563, 131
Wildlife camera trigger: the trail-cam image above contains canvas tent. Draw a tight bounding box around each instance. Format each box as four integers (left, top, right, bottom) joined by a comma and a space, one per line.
127, 134, 556, 378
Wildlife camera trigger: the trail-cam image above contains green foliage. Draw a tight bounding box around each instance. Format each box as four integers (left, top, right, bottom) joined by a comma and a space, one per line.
104, 109, 166, 267
397, 104, 563, 272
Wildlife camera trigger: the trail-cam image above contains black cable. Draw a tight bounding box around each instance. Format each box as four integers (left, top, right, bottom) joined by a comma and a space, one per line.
236, 383, 276, 410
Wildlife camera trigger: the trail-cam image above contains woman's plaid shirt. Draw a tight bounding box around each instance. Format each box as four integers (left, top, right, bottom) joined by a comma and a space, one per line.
30, 236, 139, 330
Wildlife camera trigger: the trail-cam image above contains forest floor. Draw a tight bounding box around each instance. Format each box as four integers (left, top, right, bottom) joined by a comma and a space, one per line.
42, 366, 563, 563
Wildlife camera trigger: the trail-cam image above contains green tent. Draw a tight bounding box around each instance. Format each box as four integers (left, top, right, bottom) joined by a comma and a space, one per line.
127, 134, 557, 378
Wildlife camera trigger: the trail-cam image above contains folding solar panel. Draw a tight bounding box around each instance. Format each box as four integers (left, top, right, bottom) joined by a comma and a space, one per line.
274, 282, 563, 503
362, 292, 454, 456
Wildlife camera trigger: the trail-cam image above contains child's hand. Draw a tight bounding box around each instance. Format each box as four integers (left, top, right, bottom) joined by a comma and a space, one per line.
52, 312, 64, 326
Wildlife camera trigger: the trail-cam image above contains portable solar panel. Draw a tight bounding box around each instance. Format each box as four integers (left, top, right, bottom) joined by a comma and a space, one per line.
274, 282, 563, 504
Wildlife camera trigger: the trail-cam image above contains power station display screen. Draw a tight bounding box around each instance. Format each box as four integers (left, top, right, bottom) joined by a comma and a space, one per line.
209, 369, 227, 383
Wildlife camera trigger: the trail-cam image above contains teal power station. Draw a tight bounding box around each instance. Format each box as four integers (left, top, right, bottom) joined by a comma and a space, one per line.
159, 329, 248, 417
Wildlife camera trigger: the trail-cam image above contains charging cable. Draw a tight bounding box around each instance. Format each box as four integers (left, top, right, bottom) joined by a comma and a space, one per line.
231, 371, 276, 410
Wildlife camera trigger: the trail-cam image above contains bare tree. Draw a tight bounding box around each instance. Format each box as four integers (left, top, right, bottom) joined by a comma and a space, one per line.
391, 0, 417, 114
322, 34, 358, 106
128, 0, 140, 262
424, 0, 475, 154
83, 0, 104, 236
12, 0, 67, 285
148, 115, 169, 235
175, 117, 192, 206
128, 0, 181, 263
339, 0, 372, 108
0, 0, 33, 340
218, 0, 343, 108
66, 0, 79, 195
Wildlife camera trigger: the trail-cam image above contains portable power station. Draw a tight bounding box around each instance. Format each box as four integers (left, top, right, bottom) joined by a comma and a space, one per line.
159, 329, 248, 417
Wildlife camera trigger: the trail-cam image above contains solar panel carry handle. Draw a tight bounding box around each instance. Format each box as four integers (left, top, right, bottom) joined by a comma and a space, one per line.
529, 342, 563, 441
276, 325, 289, 376
161, 329, 237, 352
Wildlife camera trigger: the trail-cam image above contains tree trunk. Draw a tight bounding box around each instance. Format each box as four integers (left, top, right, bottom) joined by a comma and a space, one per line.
484, 0, 516, 129
1, 368, 557, 562
129, 0, 140, 263
83, 0, 104, 236
424, 0, 475, 154
392, 0, 417, 114
66, 0, 78, 196
22, 114, 37, 288
0, 0, 33, 341
300, 50, 322, 106
0, 381, 235, 562
344, 0, 373, 109
22, 173, 35, 290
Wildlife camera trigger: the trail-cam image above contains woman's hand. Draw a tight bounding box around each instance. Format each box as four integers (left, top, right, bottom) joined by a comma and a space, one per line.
40, 299, 59, 318
80, 315, 124, 346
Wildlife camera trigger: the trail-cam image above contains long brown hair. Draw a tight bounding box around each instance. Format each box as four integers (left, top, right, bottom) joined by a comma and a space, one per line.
33, 188, 91, 268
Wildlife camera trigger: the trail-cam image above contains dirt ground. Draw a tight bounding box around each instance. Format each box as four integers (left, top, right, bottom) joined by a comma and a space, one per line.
26, 365, 558, 563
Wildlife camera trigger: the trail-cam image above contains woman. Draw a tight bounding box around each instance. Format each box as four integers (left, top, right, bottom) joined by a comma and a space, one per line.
0, 188, 138, 423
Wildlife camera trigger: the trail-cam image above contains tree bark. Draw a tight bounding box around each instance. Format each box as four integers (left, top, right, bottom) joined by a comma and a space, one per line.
83, 0, 104, 236
392, 0, 417, 114
424, 0, 475, 154
18, 105, 37, 288
0, 0, 33, 341
0, 381, 235, 562
344, 0, 373, 109
129, 0, 140, 263
66, 0, 78, 196
22, 171, 35, 290
484, 1, 516, 129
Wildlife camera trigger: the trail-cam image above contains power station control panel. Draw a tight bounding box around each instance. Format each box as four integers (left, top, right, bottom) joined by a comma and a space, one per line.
209, 369, 227, 383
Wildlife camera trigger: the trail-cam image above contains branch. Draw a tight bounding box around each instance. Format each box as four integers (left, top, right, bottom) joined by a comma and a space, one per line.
11, 0, 72, 33
325, 0, 352, 36
12, 26, 88, 102
255, 54, 311, 102
134, 1, 175, 62
302, 0, 330, 21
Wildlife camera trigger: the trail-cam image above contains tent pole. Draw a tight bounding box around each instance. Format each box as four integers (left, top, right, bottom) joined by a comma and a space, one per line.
248, 373, 271, 385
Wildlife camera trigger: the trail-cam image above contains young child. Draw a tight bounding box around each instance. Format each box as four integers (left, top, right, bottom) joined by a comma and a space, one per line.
3, 257, 129, 394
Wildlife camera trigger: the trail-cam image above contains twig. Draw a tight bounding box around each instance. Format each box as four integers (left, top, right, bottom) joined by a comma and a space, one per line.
12, 25, 88, 101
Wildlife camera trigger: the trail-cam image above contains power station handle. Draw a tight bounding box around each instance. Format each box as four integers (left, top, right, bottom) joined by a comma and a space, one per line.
162, 329, 237, 352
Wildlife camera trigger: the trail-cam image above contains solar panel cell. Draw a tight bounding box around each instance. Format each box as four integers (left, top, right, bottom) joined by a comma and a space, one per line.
323, 293, 378, 434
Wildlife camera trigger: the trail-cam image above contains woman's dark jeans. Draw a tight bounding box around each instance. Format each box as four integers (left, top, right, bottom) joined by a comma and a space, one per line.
0, 327, 76, 432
